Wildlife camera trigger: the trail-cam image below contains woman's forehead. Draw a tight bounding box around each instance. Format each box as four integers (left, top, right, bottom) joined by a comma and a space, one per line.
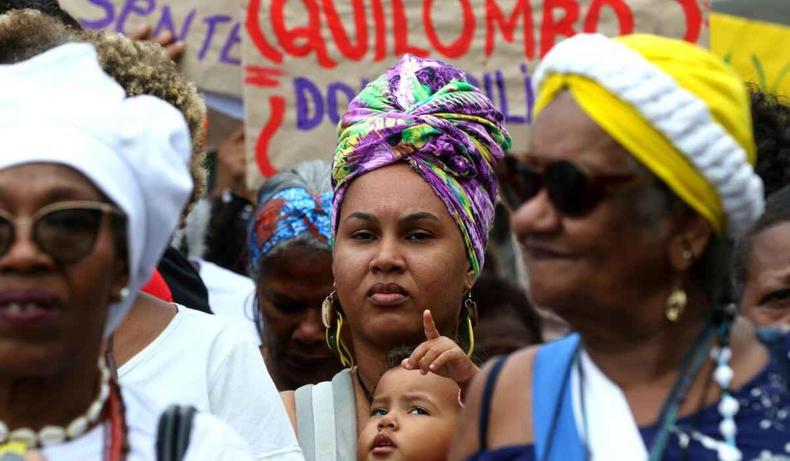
530, 96, 634, 173
375, 367, 460, 410
0, 163, 102, 205
340, 164, 451, 222
750, 222, 790, 272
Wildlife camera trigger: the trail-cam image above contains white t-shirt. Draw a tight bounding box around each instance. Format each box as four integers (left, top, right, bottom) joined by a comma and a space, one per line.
41, 387, 254, 460
118, 307, 302, 461
193, 258, 261, 346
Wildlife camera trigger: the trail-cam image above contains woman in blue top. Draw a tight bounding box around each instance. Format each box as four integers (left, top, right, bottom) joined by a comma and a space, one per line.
451, 34, 788, 461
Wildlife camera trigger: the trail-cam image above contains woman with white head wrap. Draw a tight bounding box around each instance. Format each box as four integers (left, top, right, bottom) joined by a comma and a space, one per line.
0, 12, 304, 461
452, 34, 788, 461
0, 43, 255, 460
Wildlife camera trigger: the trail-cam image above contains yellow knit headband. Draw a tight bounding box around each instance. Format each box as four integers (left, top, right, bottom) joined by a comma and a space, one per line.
532, 34, 763, 237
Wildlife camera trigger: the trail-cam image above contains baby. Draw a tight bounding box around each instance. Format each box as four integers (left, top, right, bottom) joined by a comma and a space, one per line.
358, 310, 479, 461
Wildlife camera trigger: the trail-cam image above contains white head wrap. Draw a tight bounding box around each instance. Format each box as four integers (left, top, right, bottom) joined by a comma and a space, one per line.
0, 43, 193, 335
531, 33, 763, 238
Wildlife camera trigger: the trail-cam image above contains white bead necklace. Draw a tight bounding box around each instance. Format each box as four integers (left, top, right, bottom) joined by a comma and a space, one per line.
0, 359, 111, 448
711, 345, 742, 461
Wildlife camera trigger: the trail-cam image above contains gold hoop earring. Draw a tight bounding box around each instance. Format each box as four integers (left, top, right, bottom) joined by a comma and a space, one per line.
461, 294, 476, 357
321, 291, 335, 329
322, 291, 354, 368
334, 311, 354, 368
665, 285, 687, 322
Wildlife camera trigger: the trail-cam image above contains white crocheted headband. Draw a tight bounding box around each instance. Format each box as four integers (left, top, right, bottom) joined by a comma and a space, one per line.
532, 33, 763, 238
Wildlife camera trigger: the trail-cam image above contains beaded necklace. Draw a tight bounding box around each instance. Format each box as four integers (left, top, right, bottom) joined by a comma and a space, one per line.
647, 312, 741, 461
0, 362, 128, 461
103, 378, 129, 461
568, 316, 741, 461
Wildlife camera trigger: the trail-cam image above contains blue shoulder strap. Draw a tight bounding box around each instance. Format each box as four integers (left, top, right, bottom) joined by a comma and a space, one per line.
533, 333, 585, 461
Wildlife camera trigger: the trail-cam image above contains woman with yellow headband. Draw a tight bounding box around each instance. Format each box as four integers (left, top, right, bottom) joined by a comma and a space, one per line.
451, 34, 788, 461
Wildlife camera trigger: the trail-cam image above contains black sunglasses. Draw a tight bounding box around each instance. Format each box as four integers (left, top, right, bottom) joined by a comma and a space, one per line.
0, 201, 124, 265
499, 156, 651, 217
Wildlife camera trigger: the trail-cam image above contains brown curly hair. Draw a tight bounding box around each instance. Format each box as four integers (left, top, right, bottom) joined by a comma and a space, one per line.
750, 85, 790, 197
0, 9, 76, 63
81, 30, 207, 211
0, 9, 207, 215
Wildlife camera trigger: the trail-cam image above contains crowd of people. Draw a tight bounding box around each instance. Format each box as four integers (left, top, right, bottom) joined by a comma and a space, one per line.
0, 1, 787, 460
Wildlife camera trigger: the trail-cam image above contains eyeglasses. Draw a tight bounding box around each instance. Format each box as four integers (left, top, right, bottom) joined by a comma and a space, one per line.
499, 156, 652, 217
0, 201, 124, 264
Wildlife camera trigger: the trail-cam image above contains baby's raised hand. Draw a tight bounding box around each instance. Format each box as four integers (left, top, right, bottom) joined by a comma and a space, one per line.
402, 310, 479, 390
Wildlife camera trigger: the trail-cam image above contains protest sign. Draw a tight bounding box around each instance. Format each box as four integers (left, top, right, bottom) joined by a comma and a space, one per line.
61, 0, 244, 98
240, 0, 709, 184
710, 12, 790, 98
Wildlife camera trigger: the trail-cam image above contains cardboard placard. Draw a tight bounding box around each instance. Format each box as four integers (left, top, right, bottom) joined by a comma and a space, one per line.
61, 0, 244, 99
240, 0, 709, 186
711, 12, 790, 98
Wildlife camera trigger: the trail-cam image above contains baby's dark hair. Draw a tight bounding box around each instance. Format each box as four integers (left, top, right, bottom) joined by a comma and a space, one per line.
386, 345, 483, 369
386, 346, 415, 368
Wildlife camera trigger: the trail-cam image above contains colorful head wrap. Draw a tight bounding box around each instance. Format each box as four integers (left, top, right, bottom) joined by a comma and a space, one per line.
533, 33, 763, 237
247, 187, 332, 275
332, 55, 511, 276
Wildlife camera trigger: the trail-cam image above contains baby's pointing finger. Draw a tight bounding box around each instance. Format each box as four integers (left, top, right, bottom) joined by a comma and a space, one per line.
423, 309, 441, 340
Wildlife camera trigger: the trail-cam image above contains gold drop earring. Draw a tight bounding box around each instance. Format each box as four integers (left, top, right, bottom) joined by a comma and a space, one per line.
666, 249, 692, 322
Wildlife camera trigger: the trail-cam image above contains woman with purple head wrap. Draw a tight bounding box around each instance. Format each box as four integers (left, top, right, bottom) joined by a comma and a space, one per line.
281, 54, 510, 460
333, 54, 510, 276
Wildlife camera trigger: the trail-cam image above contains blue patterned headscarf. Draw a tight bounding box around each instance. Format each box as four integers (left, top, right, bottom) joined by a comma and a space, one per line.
247, 187, 332, 275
